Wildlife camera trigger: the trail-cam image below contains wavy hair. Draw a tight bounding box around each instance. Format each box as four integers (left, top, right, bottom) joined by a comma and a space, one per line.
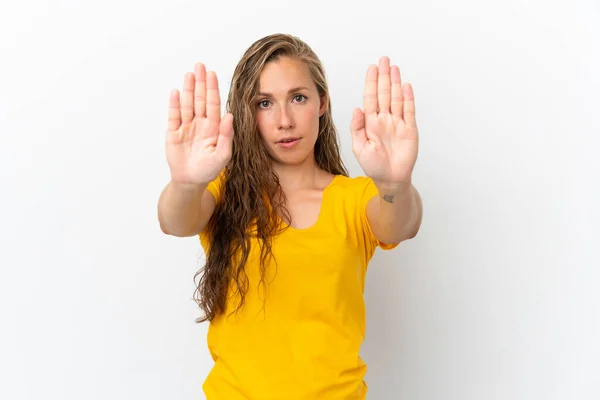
193, 33, 348, 323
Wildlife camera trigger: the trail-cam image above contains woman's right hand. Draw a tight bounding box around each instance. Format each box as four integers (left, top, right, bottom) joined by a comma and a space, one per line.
166, 63, 234, 186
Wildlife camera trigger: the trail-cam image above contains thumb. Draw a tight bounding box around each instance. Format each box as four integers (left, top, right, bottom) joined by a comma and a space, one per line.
216, 113, 234, 156
350, 108, 366, 147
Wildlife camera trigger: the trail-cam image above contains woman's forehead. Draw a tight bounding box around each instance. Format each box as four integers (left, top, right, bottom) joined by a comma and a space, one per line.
258, 58, 316, 93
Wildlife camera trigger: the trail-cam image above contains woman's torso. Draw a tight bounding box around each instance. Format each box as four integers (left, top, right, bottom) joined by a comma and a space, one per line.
199, 175, 384, 399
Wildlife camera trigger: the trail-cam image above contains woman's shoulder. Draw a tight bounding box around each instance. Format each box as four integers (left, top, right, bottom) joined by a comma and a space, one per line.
331, 174, 374, 192
330, 174, 379, 208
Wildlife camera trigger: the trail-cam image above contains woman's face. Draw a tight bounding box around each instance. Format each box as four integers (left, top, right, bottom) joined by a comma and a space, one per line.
255, 57, 326, 166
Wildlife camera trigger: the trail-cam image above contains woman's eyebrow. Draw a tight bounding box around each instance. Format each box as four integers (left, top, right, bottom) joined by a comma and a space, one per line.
258, 86, 310, 97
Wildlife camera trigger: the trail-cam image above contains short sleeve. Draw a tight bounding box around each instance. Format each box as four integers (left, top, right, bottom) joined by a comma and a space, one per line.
206, 169, 226, 204
358, 176, 400, 252
199, 170, 226, 252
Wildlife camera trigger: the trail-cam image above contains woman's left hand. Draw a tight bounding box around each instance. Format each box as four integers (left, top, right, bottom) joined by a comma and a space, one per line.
350, 56, 419, 187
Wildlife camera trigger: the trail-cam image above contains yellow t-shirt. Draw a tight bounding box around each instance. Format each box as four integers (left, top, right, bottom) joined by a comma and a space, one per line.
198, 173, 398, 399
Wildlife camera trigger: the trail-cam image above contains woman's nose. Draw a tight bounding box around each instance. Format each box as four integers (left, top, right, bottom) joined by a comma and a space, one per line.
277, 106, 294, 130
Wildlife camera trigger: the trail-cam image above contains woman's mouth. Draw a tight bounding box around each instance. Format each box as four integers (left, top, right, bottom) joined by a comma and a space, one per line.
277, 138, 301, 148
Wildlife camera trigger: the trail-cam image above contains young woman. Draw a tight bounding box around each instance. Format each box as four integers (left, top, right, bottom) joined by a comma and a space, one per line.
158, 33, 423, 399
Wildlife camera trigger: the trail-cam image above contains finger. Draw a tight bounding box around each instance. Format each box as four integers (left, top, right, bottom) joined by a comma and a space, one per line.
181, 72, 195, 123
216, 113, 234, 157
403, 82, 417, 128
390, 65, 404, 120
206, 71, 221, 122
167, 89, 181, 133
350, 108, 367, 149
194, 63, 207, 118
377, 56, 391, 114
363, 65, 378, 114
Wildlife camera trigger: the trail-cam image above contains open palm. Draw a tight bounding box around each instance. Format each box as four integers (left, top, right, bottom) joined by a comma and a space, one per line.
166, 63, 234, 185
350, 57, 418, 185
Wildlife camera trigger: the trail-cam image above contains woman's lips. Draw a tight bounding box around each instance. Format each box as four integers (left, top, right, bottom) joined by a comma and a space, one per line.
277, 138, 301, 148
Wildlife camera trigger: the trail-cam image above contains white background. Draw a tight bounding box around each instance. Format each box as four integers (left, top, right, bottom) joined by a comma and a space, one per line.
1, 0, 599, 399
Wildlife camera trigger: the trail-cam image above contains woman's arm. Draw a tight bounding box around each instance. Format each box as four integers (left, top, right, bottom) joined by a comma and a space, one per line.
366, 181, 423, 245
158, 181, 216, 237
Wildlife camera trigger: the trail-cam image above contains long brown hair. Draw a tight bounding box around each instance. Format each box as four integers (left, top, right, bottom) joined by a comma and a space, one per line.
193, 33, 348, 323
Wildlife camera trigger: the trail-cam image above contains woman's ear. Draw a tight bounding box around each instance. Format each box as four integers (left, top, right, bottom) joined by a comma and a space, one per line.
319, 94, 328, 117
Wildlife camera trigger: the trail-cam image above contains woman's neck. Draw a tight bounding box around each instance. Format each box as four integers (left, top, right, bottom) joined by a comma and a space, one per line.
272, 157, 331, 194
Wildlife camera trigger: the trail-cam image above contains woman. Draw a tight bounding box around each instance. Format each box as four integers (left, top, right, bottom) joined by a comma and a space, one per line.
158, 33, 423, 399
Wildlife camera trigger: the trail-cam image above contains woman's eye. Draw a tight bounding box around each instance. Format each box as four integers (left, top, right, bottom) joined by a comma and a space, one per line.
258, 100, 270, 108
293, 95, 306, 103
